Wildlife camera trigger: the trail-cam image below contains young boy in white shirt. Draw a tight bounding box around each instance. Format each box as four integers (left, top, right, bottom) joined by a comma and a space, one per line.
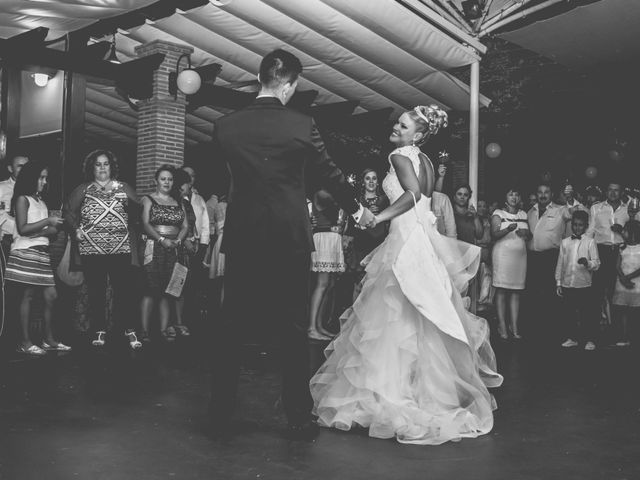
555, 210, 601, 350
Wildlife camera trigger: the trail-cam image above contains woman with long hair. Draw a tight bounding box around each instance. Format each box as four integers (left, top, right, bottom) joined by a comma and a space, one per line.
7, 161, 68, 355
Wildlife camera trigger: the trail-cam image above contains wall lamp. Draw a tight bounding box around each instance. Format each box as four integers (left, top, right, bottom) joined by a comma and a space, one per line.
32, 73, 51, 87
169, 54, 202, 97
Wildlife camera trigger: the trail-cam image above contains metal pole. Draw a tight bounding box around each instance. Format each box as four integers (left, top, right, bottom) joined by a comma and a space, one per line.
469, 60, 479, 206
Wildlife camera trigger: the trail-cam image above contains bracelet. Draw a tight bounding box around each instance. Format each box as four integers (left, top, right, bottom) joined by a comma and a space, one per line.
157, 236, 165, 244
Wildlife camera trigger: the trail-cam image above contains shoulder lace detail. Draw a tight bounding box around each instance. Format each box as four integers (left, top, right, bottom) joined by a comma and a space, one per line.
388, 145, 422, 178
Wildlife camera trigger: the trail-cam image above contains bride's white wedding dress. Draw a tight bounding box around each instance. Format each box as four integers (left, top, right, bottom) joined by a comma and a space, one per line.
310, 145, 503, 445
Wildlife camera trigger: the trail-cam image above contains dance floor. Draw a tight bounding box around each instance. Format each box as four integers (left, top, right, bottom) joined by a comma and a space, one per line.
1, 331, 639, 480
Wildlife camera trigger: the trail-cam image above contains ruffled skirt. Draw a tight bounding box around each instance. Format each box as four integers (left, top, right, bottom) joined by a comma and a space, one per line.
310, 201, 502, 445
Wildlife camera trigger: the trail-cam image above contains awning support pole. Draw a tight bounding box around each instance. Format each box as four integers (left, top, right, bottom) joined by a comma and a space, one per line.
469, 60, 479, 206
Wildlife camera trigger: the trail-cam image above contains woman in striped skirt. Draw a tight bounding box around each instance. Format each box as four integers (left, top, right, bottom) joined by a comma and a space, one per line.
5, 161, 69, 355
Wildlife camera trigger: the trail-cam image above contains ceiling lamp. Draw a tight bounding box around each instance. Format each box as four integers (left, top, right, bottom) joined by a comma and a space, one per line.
32, 73, 50, 87
462, 0, 484, 20
174, 54, 202, 96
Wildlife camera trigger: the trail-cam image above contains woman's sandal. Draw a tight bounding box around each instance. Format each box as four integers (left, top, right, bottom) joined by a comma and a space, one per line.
161, 326, 177, 342
174, 325, 191, 337
125, 330, 142, 350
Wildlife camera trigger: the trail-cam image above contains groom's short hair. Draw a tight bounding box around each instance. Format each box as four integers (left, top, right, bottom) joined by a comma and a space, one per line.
259, 49, 302, 89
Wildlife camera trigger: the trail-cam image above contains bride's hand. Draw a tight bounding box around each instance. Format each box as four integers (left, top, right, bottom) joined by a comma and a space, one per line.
367, 217, 379, 229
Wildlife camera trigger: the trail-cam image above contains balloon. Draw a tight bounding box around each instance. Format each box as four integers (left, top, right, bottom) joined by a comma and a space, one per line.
608, 149, 623, 162
485, 142, 501, 158
176, 69, 202, 95
585, 166, 598, 179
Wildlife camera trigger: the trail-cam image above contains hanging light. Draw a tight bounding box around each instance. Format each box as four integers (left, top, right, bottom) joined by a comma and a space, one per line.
106, 34, 120, 64
32, 73, 50, 87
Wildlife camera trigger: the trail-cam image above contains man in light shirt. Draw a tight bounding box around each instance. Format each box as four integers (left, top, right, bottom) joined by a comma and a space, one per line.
0, 154, 29, 252
586, 181, 629, 324
526, 182, 573, 336
181, 166, 211, 255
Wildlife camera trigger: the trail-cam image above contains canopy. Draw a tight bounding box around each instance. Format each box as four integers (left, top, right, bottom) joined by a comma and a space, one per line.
0, 0, 490, 146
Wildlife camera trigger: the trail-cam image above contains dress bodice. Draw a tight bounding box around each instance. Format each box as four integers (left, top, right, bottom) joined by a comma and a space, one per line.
383, 145, 432, 215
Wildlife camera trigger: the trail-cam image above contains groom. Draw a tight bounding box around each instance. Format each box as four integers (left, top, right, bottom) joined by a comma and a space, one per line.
209, 49, 374, 438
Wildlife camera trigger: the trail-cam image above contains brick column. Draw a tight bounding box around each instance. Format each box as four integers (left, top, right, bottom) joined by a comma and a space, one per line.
135, 40, 193, 194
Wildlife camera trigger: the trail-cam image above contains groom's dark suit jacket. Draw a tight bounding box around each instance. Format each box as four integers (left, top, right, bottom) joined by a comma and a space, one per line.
214, 96, 359, 255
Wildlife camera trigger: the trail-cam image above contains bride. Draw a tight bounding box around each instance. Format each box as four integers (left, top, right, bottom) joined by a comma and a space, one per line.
310, 105, 503, 445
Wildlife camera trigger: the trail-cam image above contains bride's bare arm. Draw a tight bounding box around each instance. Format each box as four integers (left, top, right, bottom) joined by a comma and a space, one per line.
375, 154, 421, 224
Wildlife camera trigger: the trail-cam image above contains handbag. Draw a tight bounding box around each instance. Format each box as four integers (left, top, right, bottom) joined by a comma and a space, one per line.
56, 239, 84, 287
165, 262, 188, 298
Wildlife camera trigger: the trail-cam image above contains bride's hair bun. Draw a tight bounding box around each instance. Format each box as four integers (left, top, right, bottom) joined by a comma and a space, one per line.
411, 105, 448, 137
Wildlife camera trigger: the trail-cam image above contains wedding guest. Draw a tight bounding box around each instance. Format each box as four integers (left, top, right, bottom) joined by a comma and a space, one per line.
339, 169, 389, 314
612, 220, 640, 347
139, 166, 189, 342
432, 191, 456, 238
7, 161, 69, 355
207, 192, 227, 302
526, 182, 572, 336
63, 150, 141, 349
181, 166, 210, 259
172, 169, 199, 337
524, 192, 537, 212
0, 154, 29, 252
556, 211, 600, 350
476, 199, 494, 310
205, 193, 219, 245
559, 184, 588, 238
308, 189, 346, 340
452, 184, 483, 244
491, 187, 530, 339
586, 181, 629, 325
434, 162, 447, 193
351, 169, 389, 270
584, 185, 603, 209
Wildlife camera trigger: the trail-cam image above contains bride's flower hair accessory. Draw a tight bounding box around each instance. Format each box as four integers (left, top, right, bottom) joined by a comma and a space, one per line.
412, 105, 448, 137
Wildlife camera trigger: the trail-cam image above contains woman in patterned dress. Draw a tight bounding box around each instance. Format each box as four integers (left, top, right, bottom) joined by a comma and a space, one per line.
139, 166, 189, 342
64, 150, 142, 349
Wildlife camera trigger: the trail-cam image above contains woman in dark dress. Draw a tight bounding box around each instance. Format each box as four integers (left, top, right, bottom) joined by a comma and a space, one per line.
344, 169, 389, 301
139, 166, 189, 342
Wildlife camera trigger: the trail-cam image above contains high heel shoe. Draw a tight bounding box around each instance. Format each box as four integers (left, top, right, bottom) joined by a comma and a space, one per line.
125, 330, 142, 350
91, 331, 106, 347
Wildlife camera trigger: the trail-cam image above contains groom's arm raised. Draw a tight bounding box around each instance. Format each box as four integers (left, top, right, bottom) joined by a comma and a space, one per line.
307, 120, 374, 227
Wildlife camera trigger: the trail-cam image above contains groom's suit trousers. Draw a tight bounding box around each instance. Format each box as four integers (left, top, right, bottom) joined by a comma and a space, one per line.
210, 245, 312, 424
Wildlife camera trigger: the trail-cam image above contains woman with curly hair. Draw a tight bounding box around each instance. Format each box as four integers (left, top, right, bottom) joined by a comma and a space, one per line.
63, 149, 142, 350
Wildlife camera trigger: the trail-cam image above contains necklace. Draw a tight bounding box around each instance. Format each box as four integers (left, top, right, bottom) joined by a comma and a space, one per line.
95, 180, 111, 191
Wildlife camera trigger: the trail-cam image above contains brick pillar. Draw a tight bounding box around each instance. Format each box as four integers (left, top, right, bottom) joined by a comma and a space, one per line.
135, 40, 193, 194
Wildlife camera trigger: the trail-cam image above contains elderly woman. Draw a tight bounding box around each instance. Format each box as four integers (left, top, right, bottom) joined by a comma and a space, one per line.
139, 165, 189, 342
63, 149, 142, 349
